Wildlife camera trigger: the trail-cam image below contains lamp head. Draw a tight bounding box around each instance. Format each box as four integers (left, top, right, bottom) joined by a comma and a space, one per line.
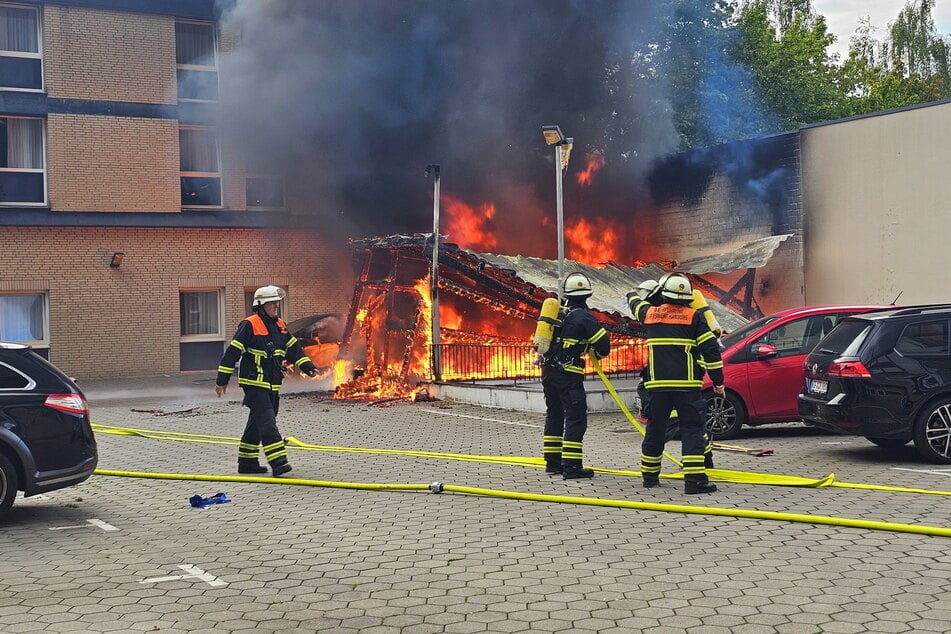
542, 125, 565, 146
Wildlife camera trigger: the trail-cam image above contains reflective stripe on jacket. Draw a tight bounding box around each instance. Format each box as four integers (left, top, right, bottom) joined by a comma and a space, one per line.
216, 313, 316, 391
633, 300, 723, 390
547, 304, 611, 375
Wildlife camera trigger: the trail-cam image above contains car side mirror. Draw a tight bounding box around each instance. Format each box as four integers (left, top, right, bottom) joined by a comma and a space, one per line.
755, 344, 779, 359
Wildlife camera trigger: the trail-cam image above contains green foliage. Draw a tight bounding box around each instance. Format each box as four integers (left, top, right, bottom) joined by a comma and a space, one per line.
729, 0, 850, 131
664, 0, 951, 148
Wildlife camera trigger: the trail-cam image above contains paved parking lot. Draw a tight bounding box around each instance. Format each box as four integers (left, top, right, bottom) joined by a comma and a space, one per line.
3, 374, 951, 633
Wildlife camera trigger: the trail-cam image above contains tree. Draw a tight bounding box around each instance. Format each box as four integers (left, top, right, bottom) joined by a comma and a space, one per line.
844, 0, 951, 106
729, 0, 850, 130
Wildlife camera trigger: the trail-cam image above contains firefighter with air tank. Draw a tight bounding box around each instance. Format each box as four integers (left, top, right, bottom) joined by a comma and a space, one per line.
533, 272, 610, 479
627, 273, 724, 494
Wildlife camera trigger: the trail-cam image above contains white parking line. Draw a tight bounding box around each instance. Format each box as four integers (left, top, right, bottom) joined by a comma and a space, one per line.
49, 518, 119, 532
421, 408, 540, 428
140, 564, 227, 587
891, 467, 951, 476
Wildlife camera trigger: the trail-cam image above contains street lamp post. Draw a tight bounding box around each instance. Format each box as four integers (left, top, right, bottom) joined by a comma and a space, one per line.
542, 125, 573, 302
426, 164, 442, 382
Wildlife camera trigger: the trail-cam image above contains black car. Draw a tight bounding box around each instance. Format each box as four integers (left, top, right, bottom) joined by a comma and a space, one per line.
798, 304, 951, 463
0, 343, 98, 513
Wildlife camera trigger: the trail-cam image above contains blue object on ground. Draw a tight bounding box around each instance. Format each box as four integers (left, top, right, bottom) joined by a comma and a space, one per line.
189, 492, 231, 509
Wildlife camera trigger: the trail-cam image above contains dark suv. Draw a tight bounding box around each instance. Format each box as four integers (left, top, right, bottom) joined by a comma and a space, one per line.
798, 304, 951, 463
0, 343, 98, 513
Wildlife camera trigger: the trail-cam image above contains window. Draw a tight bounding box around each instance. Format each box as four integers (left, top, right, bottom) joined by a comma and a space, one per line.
0, 4, 41, 90
0, 292, 47, 345
246, 175, 285, 209
180, 125, 221, 207
0, 116, 45, 204
0, 361, 31, 389
896, 320, 950, 356
179, 290, 222, 339
175, 21, 218, 101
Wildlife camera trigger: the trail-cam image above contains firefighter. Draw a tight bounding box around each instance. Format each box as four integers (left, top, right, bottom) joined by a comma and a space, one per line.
628, 279, 715, 470
628, 273, 724, 494
542, 272, 611, 479
215, 285, 318, 476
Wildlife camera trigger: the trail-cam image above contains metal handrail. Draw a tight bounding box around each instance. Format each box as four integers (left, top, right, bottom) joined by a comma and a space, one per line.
434, 340, 648, 383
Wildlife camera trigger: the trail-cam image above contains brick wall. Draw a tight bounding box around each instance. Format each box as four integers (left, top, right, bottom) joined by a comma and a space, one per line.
43, 4, 177, 104
0, 227, 353, 379
44, 5, 177, 104
46, 113, 182, 212
633, 134, 804, 314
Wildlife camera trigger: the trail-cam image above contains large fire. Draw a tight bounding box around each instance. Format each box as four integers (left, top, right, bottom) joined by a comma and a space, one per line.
321, 145, 646, 402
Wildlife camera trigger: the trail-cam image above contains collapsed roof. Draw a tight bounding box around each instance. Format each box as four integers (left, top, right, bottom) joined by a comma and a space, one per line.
348, 234, 754, 336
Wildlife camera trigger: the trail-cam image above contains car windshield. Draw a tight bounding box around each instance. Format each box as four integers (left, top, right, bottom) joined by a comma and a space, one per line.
720, 315, 779, 349
814, 319, 872, 356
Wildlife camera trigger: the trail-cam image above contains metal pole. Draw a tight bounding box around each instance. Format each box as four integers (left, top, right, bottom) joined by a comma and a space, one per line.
555, 144, 565, 303
429, 165, 442, 382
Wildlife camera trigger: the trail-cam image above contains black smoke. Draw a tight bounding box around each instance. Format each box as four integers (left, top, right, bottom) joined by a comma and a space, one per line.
216, 1, 683, 247
216, 0, 785, 258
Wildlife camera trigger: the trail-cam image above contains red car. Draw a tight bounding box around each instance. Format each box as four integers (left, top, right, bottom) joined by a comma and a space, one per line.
701, 305, 890, 439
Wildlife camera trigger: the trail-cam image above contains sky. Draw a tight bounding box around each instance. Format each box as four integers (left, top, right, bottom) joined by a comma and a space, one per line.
812, 0, 951, 60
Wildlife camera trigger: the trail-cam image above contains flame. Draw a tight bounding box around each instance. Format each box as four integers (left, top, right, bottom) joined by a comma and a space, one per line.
575, 151, 606, 186
566, 216, 621, 264
331, 279, 433, 402
442, 193, 497, 251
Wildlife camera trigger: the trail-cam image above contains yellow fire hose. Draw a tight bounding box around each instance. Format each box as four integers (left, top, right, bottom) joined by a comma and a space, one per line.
91, 422, 951, 537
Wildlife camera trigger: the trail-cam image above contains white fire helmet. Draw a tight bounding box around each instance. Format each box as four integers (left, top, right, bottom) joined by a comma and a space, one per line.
252, 285, 286, 307
659, 273, 693, 301
633, 279, 659, 301
563, 272, 593, 297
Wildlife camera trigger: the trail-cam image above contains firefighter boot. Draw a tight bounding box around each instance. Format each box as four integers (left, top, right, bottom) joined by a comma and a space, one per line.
238, 458, 268, 474
562, 467, 594, 479
271, 459, 292, 477
684, 480, 717, 494
642, 475, 660, 488
545, 460, 563, 475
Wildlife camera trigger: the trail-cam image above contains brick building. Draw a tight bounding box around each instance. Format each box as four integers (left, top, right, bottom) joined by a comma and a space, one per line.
0, 0, 352, 378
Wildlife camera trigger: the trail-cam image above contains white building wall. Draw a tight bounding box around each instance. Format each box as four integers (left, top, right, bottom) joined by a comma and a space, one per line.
801, 100, 951, 306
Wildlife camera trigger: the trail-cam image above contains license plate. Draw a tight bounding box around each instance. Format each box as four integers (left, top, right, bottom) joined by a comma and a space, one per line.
807, 378, 828, 395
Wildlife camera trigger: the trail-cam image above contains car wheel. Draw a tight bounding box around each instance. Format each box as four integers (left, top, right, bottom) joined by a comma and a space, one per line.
0, 453, 18, 514
866, 437, 910, 449
704, 390, 747, 440
913, 398, 951, 464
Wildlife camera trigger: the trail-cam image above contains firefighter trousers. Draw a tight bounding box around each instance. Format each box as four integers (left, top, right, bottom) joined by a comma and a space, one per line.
641, 389, 709, 483
542, 374, 588, 470
240, 387, 289, 467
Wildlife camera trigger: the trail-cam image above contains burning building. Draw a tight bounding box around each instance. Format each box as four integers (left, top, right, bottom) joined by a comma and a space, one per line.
329, 234, 754, 401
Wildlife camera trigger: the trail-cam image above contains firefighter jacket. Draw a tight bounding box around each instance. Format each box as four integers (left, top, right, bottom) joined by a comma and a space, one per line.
544, 301, 611, 376
216, 312, 316, 391
631, 300, 724, 390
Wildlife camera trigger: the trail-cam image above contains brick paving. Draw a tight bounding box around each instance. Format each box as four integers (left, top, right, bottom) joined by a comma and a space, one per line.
2, 374, 951, 632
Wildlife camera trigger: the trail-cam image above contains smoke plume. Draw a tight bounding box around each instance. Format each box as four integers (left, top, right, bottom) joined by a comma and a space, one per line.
217, 0, 787, 259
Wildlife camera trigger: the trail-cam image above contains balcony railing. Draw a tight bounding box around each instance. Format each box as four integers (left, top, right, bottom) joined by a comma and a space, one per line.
434, 339, 648, 383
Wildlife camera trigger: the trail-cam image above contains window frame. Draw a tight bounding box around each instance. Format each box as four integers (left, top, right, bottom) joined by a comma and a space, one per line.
0, 2, 43, 92
175, 19, 219, 103
178, 288, 224, 343
245, 173, 287, 210
0, 114, 47, 206
179, 124, 222, 209
0, 291, 49, 348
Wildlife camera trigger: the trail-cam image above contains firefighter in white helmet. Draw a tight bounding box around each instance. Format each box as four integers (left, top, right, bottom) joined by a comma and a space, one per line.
215, 285, 318, 476
628, 272, 724, 494
540, 272, 611, 479
628, 277, 717, 470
